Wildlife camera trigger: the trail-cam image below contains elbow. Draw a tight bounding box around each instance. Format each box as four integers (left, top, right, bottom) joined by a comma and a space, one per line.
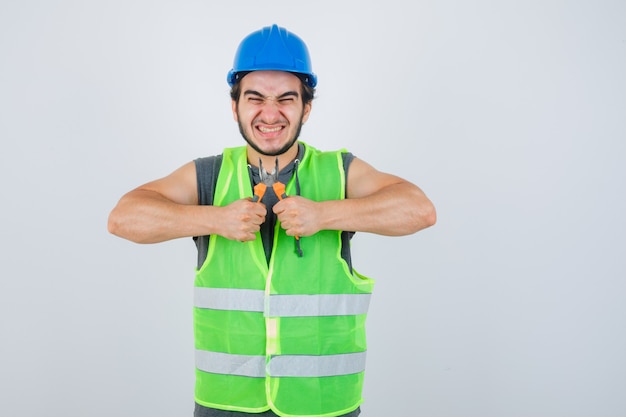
424, 203, 437, 228
107, 208, 160, 244
409, 200, 437, 233
107, 210, 123, 237
107, 207, 136, 241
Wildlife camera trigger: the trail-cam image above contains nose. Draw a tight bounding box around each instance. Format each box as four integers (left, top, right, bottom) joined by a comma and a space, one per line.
259, 98, 282, 123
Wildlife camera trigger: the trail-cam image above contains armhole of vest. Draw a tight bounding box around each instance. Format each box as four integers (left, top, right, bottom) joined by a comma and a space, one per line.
195, 154, 223, 206
194, 155, 222, 270
341, 152, 355, 273
341, 152, 354, 197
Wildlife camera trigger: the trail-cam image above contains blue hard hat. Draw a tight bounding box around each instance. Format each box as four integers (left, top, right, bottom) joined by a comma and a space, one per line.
227, 24, 317, 88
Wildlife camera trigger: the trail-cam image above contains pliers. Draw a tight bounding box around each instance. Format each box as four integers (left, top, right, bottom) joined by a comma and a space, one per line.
251, 158, 303, 257
251, 158, 286, 203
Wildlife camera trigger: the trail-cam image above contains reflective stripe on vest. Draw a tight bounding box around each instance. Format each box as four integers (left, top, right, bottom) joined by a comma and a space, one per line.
195, 349, 367, 378
267, 293, 371, 317
194, 287, 264, 312
195, 287, 371, 317
195, 350, 266, 377
269, 351, 367, 377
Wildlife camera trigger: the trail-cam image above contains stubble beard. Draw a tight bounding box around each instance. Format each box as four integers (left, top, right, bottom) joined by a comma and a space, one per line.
237, 115, 304, 157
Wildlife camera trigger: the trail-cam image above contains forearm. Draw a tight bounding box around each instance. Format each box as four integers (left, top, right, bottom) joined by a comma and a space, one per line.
108, 189, 220, 244
320, 182, 436, 236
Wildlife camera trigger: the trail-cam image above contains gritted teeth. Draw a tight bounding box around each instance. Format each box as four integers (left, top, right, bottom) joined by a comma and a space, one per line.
258, 126, 283, 133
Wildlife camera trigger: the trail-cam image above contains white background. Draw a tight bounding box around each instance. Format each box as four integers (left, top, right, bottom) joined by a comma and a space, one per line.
1, 1, 625, 416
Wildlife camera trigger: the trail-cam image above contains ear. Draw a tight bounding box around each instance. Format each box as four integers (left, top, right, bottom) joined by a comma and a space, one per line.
302, 102, 312, 124
231, 99, 238, 122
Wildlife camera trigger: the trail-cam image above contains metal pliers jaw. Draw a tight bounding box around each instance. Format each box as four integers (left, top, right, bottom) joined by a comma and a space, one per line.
250, 157, 303, 257
251, 158, 287, 203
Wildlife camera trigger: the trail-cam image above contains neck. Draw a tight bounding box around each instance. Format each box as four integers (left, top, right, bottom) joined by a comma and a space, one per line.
247, 142, 300, 171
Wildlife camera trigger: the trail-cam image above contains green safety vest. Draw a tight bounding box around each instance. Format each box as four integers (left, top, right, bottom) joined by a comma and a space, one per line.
193, 143, 375, 417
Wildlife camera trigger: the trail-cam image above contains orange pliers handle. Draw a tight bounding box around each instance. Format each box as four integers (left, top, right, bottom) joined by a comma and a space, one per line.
273, 182, 303, 257
272, 182, 287, 200
251, 183, 267, 203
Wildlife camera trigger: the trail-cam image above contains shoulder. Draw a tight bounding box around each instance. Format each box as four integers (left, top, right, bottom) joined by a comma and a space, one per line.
194, 154, 223, 173
134, 160, 199, 205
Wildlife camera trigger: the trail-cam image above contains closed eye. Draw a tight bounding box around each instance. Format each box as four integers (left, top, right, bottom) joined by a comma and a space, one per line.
242, 90, 300, 106
247, 97, 264, 104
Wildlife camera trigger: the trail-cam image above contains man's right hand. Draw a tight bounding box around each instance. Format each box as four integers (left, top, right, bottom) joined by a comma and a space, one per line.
217, 198, 267, 242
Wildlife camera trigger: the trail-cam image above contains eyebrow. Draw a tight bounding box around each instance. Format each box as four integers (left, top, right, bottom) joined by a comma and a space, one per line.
243, 90, 300, 99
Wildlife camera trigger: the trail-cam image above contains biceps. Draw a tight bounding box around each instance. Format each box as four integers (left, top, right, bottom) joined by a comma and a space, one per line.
346, 158, 405, 199
137, 162, 199, 205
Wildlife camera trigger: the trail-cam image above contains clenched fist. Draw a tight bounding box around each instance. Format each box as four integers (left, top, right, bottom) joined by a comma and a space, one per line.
217, 198, 267, 242
273, 196, 322, 237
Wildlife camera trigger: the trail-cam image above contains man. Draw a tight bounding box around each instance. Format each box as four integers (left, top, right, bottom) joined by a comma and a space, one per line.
108, 24, 436, 417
